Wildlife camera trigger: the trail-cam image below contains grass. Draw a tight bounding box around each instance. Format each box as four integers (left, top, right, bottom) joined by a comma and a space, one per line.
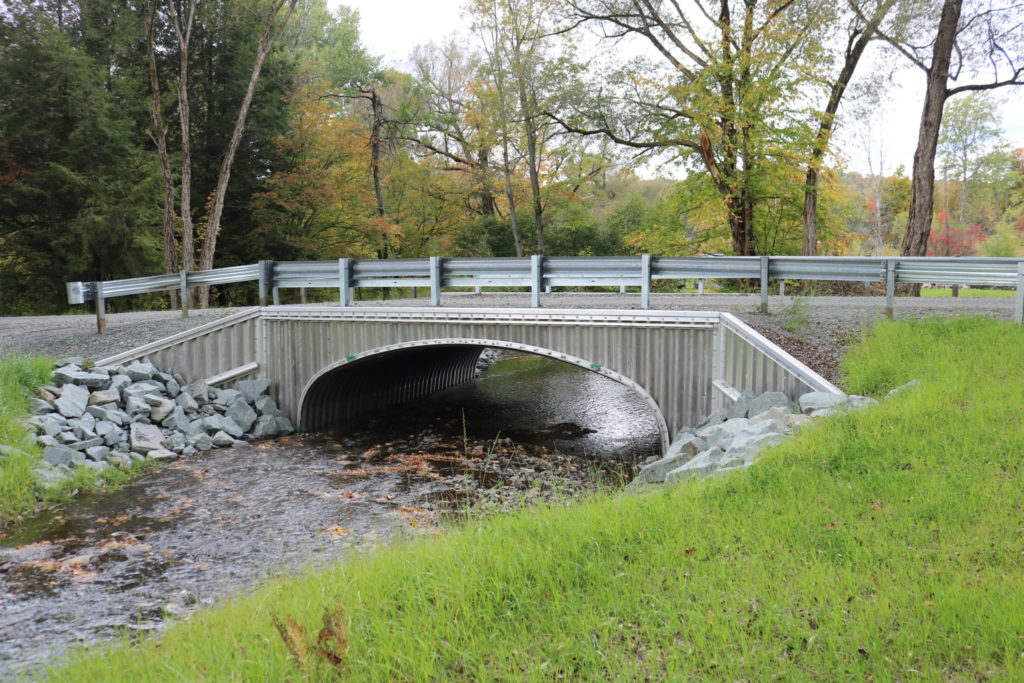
49, 317, 1024, 680
919, 287, 1015, 298
0, 356, 146, 528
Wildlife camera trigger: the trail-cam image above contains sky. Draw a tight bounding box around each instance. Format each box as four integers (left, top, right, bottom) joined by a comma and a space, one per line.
329, 0, 1024, 179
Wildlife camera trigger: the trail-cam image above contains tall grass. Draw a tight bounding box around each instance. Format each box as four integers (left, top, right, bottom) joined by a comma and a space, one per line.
0, 356, 142, 526
51, 317, 1024, 680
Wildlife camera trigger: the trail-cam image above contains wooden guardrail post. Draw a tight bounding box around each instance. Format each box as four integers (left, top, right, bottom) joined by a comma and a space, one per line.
94, 282, 106, 334
430, 256, 442, 307
179, 270, 189, 318
531, 254, 543, 308
338, 258, 351, 306
258, 259, 274, 307
885, 259, 896, 319
640, 253, 652, 309
1015, 262, 1024, 324
759, 256, 769, 314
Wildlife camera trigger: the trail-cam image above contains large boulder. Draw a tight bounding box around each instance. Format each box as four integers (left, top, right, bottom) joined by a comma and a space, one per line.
129, 423, 165, 454
725, 389, 754, 419
226, 399, 257, 433
250, 415, 279, 440
798, 391, 849, 415
747, 392, 794, 417
254, 395, 281, 417
43, 445, 79, 467
237, 378, 271, 403
124, 361, 157, 382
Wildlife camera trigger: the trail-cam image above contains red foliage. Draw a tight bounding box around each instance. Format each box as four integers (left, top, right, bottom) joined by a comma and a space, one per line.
928, 223, 987, 256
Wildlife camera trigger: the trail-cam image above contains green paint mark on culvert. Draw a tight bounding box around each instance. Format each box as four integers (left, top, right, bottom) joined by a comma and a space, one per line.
347, 355, 357, 362
590, 363, 600, 371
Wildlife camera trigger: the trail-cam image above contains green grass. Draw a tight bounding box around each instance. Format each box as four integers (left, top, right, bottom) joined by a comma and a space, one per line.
919, 287, 1014, 298
49, 317, 1024, 680
0, 356, 146, 528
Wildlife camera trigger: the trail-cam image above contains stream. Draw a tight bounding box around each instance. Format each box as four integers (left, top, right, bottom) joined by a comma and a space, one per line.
0, 352, 661, 678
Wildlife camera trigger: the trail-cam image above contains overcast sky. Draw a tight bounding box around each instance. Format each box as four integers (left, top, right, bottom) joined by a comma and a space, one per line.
330, 0, 1024, 179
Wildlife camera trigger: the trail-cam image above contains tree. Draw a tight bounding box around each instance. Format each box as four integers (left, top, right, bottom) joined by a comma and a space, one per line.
873, 0, 1024, 260
936, 92, 1002, 225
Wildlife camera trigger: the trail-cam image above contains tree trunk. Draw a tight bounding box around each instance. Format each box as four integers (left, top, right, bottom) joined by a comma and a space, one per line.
196, 0, 297, 307
901, 0, 962, 262
477, 148, 497, 216
520, 87, 544, 255
146, 3, 178, 309
500, 141, 523, 257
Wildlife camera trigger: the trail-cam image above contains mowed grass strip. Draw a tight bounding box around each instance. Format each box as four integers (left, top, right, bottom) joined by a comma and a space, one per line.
51, 317, 1024, 680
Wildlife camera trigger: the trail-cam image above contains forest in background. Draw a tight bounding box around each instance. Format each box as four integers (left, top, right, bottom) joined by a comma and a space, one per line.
1, 0, 1022, 314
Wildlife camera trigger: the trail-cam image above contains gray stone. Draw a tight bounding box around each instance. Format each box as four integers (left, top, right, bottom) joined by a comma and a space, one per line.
154, 371, 174, 384
799, 391, 849, 415
231, 439, 248, 448
175, 391, 199, 412
0, 445, 30, 459
28, 398, 52, 414
191, 433, 214, 451
665, 447, 726, 482
54, 383, 90, 418
784, 413, 812, 432
57, 431, 78, 445
51, 365, 81, 384
809, 408, 841, 418
82, 460, 110, 473
44, 445, 78, 467
161, 406, 189, 431
78, 411, 96, 430
847, 395, 880, 411
145, 395, 176, 423
699, 407, 728, 429
36, 386, 58, 406
274, 416, 295, 435
211, 430, 235, 447
85, 445, 111, 462
107, 453, 132, 469
254, 395, 281, 417
185, 380, 210, 404
36, 435, 60, 448
725, 389, 754, 420
250, 415, 279, 440
206, 415, 244, 438
747, 406, 792, 433
130, 423, 165, 454
237, 378, 271, 403
38, 415, 65, 437
886, 379, 920, 398
726, 432, 785, 463
108, 374, 132, 394
95, 421, 124, 446
124, 394, 151, 417
86, 404, 126, 425
54, 369, 110, 389
664, 433, 706, 461
213, 388, 243, 407
226, 399, 257, 433
54, 356, 85, 368
34, 466, 70, 488
125, 361, 157, 382
165, 377, 181, 398
146, 448, 177, 462
164, 432, 187, 453
747, 392, 794, 417
186, 418, 208, 437
129, 452, 146, 463
122, 380, 166, 401
181, 445, 197, 456
69, 437, 104, 451
71, 421, 97, 441
88, 388, 121, 406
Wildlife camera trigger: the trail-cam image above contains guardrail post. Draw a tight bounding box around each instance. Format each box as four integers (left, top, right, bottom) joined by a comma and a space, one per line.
338, 258, 351, 306
430, 256, 442, 307
779, 280, 785, 297
258, 259, 274, 307
697, 279, 704, 295
1015, 262, 1024, 324
94, 282, 106, 335
179, 270, 188, 318
885, 259, 896, 319
531, 254, 543, 308
640, 253, 652, 309
272, 287, 280, 306
759, 256, 769, 314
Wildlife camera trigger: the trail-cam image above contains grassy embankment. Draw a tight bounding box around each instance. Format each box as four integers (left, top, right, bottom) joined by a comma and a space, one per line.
919, 287, 1015, 298
52, 317, 1024, 680
0, 356, 142, 527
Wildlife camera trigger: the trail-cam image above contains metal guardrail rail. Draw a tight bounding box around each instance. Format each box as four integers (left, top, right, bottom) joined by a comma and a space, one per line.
67, 255, 1024, 332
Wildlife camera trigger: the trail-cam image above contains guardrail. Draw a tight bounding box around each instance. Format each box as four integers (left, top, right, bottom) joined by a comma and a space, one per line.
67, 255, 1024, 332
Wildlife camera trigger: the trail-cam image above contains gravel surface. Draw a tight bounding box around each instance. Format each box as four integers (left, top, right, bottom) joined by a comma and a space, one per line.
1, 292, 1013, 387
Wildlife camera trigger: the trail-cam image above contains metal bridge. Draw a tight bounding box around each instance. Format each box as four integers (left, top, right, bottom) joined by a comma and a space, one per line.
95, 306, 840, 450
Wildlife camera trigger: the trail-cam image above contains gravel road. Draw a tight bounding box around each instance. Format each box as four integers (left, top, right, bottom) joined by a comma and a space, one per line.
0, 292, 1013, 386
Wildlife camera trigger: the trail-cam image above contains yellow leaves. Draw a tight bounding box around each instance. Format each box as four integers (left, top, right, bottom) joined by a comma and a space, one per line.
272, 607, 349, 677
327, 526, 350, 536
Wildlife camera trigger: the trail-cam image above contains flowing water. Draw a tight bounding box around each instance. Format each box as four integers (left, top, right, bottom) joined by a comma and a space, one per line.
0, 352, 661, 678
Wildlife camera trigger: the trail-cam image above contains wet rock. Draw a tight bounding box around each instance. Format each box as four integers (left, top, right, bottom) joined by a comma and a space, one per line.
237, 378, 271, 403
54, 384, 90, 418
125, 361, 157, 382
43, 445, 78, 467
250, 415, 279, 440
254, 395, 281, 417
226, 399, 257, 433
211, 430, 235, 447
146, 448, 176, 462
130, 423, 165, 454
88, 388, 121, 406
798, 391, 849, 415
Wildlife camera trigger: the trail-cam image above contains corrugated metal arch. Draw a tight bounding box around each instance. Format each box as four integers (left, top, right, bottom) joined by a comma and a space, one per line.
297, 338, 671, 449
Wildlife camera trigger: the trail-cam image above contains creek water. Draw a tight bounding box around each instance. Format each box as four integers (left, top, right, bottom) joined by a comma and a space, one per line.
0, 352, 661, 678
